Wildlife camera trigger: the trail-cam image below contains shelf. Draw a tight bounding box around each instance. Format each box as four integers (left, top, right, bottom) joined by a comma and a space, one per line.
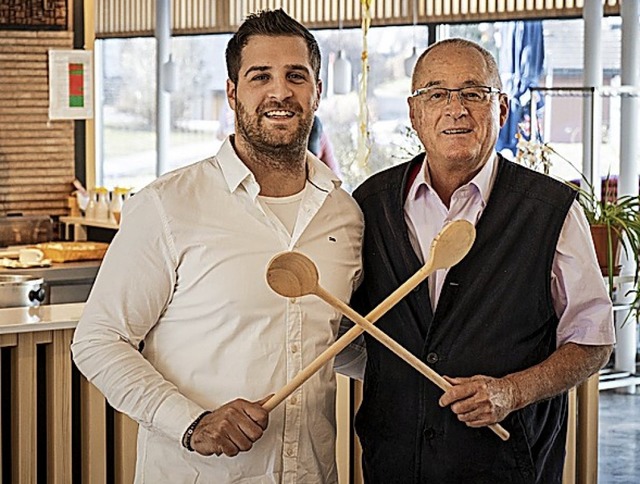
60, 216, 119, 231
59, 216, 119, 241
599, 369, 640, 391
613, 303, 633, 312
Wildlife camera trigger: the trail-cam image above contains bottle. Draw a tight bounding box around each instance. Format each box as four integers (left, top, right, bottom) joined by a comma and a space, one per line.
109, 187, 125, 224
95, 187, 110, 221
85, 189, 97, 220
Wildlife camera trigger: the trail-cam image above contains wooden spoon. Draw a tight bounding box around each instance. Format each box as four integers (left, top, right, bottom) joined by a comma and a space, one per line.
265, 240, 509, 441
263, 219, 475, 411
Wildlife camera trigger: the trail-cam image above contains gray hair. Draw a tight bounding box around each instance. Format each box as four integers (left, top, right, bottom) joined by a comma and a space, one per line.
412, 38, 502, 91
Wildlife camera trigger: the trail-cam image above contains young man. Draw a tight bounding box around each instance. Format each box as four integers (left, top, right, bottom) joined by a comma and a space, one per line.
351, 38, 614, 483
72, 10, 363, 483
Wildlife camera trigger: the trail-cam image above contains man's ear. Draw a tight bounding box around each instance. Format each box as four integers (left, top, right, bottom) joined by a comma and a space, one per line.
408, 97, 416, 127
498, 93, 509, 128
226, 79, 237, 111
314, 79, 323, 111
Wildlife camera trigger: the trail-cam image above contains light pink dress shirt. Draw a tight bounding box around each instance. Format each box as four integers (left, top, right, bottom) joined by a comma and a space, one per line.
404, 153, 614, 347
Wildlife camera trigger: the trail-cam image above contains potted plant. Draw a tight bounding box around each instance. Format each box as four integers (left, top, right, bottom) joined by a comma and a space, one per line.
514, 131, 640, 317
567, 177, 640, 280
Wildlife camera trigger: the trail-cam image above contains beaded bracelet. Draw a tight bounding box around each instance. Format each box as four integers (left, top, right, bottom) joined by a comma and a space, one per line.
182, 410, 212, 451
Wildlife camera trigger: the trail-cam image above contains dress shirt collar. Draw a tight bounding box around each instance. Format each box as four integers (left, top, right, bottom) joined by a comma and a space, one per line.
215, 135, 341, 200
407, 151, 499, 206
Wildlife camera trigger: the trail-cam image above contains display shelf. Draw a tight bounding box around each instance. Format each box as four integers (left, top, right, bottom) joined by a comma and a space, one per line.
60, 216, 119, 230
59, 216, 119, 241
599, 368, 640, 391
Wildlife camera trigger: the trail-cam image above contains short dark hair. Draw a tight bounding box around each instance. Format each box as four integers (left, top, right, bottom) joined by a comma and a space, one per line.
225, 9, 321, 85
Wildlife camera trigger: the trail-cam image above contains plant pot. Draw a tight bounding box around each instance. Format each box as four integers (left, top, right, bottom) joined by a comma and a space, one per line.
590, 224, 622, 276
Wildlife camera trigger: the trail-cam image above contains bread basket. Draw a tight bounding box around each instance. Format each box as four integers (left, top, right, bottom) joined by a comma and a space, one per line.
36, 242, 109, 263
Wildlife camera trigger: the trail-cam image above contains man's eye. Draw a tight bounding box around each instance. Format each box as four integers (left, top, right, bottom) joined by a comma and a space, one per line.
251, 74, 269, 81
288, 73, 306, 81
462, 90, 483, 100
429, 91, 446, 100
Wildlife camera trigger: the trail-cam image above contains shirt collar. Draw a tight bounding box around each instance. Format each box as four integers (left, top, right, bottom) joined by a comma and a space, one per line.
215, 135, 341, 198
407, 151, 499, 205
306, 151, 342, 192
215, 136, 256, 196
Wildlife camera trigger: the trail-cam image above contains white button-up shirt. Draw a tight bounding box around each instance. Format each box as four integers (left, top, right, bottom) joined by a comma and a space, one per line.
404, 153, 614, 347
72, 137, 364, 483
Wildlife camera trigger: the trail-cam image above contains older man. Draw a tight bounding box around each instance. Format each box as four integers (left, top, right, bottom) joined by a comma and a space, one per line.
351, 38, 614, 483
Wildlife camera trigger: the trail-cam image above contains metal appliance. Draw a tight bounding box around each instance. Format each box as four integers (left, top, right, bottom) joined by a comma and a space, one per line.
0, 274, 48, 308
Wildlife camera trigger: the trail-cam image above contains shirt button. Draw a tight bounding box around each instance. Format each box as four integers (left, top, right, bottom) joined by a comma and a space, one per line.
423, 427, 435, 439
290, 396, 298, 405
289, 297, 297, 304
290, 343, 298, 353
426, 352, 439, 364
285, 446, 295, 457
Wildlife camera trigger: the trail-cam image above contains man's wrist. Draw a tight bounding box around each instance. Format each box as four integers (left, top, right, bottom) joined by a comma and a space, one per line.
182, 410, 212, 451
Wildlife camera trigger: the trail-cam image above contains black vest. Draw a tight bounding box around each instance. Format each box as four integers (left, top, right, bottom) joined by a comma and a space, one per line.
352, 155, 576, 484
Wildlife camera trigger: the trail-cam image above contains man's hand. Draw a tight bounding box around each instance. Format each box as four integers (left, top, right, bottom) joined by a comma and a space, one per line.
191, 397, 270, 457
438, 375, 520, 427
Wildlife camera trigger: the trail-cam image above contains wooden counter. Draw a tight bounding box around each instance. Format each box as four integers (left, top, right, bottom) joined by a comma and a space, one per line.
0, 304, 598, 484
0, 304, 136, 484
0, 303, 82, 334
0, 305, 355, 484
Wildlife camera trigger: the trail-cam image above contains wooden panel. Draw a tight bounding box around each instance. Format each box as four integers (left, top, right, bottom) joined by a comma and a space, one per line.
114, 412, 138, 484
1, 327, 139, 483
46, 329, 73, 484
0, 30, 75, 217
576, 374, 600, 484
0, 0, 68, 29
81, 377, 107, 484
562, 387, 577, 483
353, 380, 364, 484
11, 332, 37, 483
336, 374, 350, 484
0, 333, 17, 347
33, 330, 53, 344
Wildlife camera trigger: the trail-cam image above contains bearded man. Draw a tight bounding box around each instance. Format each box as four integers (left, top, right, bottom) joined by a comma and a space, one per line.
72, 9, 363, 483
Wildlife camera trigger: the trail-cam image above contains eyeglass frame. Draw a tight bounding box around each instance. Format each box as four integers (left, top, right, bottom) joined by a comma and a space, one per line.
410, 85, 502, 106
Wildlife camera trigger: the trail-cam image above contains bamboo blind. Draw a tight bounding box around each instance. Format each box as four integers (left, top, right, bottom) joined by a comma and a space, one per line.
95, 0, 622, 38
0, 30, 75, 217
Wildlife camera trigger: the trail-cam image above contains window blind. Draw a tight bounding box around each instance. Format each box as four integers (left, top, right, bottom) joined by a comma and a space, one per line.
95, 0, 622, 38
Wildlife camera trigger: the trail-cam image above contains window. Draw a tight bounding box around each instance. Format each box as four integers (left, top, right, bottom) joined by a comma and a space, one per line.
95, 17, 625, 192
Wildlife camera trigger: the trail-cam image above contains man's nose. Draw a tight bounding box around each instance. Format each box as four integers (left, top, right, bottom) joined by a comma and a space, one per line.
268, 77, 293, 100
444, 91, 468, 117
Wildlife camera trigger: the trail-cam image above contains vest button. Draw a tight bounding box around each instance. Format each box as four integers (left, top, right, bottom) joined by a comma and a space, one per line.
426, 352, 439, 364
423, 427, 435, 439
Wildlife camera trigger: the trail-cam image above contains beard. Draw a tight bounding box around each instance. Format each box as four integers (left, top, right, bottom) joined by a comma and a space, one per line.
235, 99, 314, 171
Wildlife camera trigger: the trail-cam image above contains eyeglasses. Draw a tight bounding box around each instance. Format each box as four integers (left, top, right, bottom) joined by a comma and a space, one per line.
411, 86, 501, 107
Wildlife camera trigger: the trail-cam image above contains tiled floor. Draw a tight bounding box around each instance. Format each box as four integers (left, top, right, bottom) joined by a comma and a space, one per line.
598, 390, 640, 483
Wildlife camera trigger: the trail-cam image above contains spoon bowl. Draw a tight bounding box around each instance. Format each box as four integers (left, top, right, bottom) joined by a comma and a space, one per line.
266, 251, 319, 298
428, 219, 475, 270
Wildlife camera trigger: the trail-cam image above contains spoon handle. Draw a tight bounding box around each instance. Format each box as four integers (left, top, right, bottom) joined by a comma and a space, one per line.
262, 261, 436, 412
315, 286, 510, 442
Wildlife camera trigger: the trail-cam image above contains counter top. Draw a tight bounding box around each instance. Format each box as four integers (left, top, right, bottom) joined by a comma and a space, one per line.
0, 302, 83, 334
0, 260, 101, 282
